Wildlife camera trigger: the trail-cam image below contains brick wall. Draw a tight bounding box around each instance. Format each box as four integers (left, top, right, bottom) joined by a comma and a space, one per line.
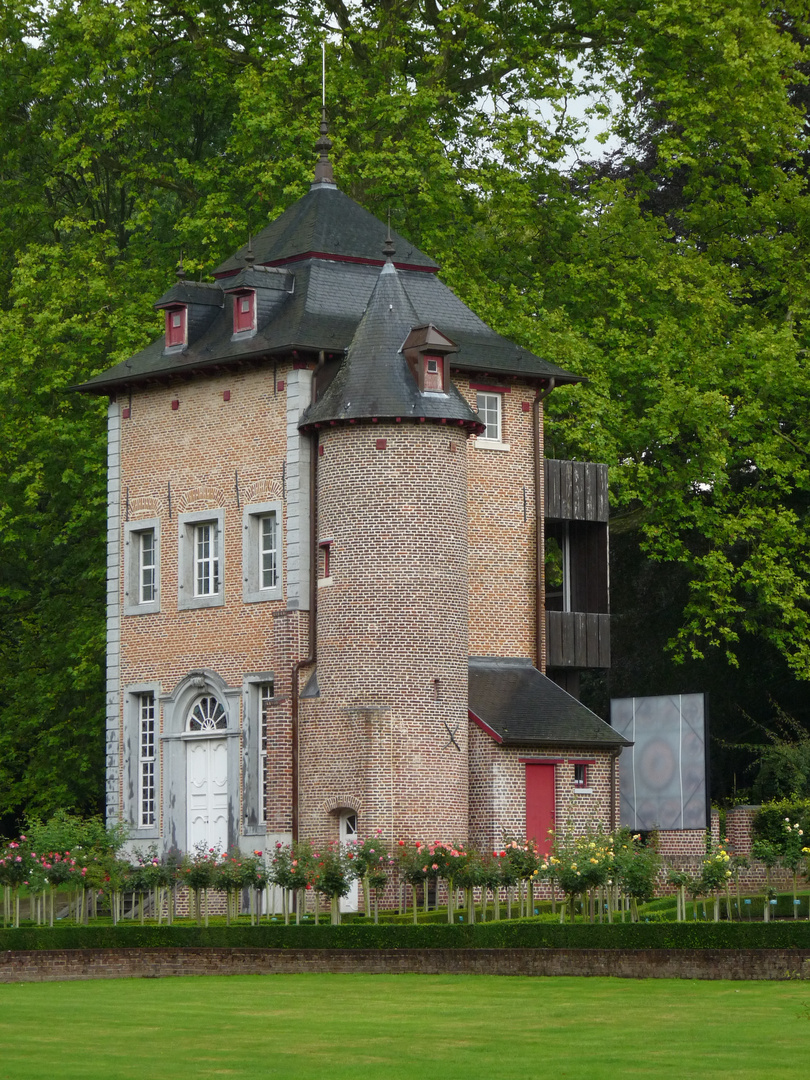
300, 422, 470, 850
455, 376, 541, 663
468, 724, 620, 854
3, 947, 809, 982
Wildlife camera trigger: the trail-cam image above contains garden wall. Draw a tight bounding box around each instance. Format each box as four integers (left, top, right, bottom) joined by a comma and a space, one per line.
3, 946, 810, 982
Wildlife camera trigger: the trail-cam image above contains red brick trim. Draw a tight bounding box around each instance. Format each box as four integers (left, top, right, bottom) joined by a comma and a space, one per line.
469, 382, 511, 394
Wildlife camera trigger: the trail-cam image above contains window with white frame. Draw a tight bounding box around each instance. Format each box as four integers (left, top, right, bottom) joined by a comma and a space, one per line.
139, 693, 157, 827
259, 682, 274, 824
178, 509, 225, 610
123, 518, 161, 616
243, 501, 283, 603
140, 530, 157, 603
476, 392, 503, 444
194, 522, 220, 596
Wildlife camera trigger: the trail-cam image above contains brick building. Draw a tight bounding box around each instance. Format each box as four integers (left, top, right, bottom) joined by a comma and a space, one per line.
79, 125, 628, 890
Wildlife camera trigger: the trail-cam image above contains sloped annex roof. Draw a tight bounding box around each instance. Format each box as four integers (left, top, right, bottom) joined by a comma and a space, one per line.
300, 260, 482, 430
468, 657, 630, 751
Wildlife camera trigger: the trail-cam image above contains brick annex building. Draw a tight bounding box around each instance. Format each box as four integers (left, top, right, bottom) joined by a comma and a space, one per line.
80, 127, 628, 889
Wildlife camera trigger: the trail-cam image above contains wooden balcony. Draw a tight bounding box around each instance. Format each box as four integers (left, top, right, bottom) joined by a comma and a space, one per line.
546, 611, 611, 669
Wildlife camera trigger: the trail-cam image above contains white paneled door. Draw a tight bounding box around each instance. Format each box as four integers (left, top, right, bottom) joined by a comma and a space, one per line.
187, 739, 228, 853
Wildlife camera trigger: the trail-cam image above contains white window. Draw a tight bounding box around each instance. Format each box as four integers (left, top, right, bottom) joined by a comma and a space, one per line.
123, 518, 161, 616
243, 501, 283, 603
475, 392, 508, 448
178, 509, 225, 610
139, 693, 156, 827
260, 514, 278, 590
140, 531, 157, 603
259, 682, 273, 824
194, 522, 220, 596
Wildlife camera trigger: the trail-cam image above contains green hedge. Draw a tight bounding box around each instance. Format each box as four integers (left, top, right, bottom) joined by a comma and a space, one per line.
3, 920, 810, 952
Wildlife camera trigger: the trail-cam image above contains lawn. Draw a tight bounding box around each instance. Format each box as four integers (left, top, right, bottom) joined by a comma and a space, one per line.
1, 974, 808, 1079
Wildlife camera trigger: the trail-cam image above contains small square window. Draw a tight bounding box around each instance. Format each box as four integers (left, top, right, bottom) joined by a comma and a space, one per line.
123, 519, 161, 616
243, 502, 283, 603
574, 763, 588, 788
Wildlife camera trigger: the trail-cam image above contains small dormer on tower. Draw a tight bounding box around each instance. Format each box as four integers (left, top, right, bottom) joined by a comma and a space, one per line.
402, 324, 458, 394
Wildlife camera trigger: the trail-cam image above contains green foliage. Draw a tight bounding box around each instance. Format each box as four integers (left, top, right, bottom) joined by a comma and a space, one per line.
753, 800, 810, 850
3, 0, 810, 827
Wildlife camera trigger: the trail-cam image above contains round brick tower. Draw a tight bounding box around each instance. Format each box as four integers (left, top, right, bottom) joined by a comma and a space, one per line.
298, 258, 483, 849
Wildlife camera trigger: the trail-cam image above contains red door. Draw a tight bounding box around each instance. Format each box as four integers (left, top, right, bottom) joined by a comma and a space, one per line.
525, 763, 555, 855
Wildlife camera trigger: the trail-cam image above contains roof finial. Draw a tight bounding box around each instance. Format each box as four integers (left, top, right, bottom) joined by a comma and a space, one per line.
314, 42, 334, 185
176, 250, 186, 281
245, 232, 255, 268
382, 211, 395, 260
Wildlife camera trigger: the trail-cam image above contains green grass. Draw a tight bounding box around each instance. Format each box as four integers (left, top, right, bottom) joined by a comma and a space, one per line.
1, 974, 809, 1079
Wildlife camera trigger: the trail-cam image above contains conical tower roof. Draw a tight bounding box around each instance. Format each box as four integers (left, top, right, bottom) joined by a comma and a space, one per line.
301, 260, 482, 431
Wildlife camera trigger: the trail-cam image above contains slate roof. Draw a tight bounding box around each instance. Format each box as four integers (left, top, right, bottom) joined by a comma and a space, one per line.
300, 261, 483, 429
214, 181, 439, 275
76, 181, 582, 394
468, 657, 630, 750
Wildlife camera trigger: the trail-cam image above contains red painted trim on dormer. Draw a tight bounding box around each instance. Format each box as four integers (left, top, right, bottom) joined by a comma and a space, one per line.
468, 709, 503, 744
213, 252, 439, 278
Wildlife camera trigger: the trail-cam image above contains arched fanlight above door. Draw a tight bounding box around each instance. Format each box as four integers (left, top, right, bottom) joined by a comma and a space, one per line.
187, 696, 227, 732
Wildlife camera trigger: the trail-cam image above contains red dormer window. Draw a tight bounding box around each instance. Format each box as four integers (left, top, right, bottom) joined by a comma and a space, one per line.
165, 306, 186, 348
423, 354, 445, 392
233, 291, 255, 334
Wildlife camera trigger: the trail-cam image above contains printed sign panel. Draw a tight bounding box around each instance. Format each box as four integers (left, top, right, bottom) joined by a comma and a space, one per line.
611, 694, 708, 831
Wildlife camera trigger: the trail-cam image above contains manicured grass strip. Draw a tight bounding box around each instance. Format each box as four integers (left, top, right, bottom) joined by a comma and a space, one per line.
4, 919, 810, 950
1, 974, 809, 1080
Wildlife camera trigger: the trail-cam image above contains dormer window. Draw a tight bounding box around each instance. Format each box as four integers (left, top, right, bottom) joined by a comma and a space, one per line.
423, 354, 445, 392
233, 291, 255, 334
402, 324, 457, 395
165, 306, 186, 348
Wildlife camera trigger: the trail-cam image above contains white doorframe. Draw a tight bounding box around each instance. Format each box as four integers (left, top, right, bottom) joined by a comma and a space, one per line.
339, 811, 359, 912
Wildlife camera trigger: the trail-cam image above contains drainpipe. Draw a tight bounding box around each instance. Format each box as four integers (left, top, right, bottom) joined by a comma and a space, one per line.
290, 353, 324, 842
533, 378, 555, 672
610, 752, 617, 831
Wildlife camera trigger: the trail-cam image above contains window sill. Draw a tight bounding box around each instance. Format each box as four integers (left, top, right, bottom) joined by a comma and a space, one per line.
473, 439, 510, 452
317, 576, 334, 589
244, 588, 283, 604
573, 787, 593, 795
123, 600, 161, 617
178, 591, 224, 611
